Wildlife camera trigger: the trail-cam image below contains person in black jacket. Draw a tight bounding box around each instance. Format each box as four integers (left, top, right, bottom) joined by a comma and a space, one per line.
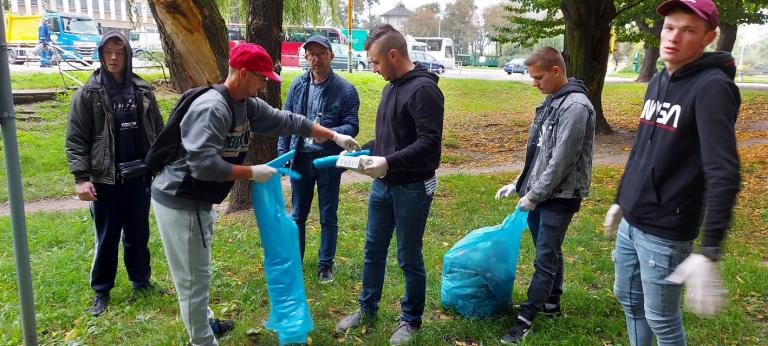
603, 1, 741, 345
335, 24, 444, 346
65, 32, 165, 316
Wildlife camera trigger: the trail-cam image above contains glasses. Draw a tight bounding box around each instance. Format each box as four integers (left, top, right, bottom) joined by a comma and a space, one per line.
305, 50, 329, 60
249, 71, 269, 82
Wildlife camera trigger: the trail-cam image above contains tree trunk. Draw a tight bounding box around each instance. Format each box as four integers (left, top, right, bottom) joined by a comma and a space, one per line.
227, 0, 284, 213
636, 18, 662, 83
636, 45, 659, 82
560, 0, 614, 134
716, 22, 737, 52
147, 0, 229, 91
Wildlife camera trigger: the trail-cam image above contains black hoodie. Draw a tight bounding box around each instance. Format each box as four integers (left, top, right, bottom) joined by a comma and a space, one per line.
364, 64, 445, 185
616, 52, 741, 249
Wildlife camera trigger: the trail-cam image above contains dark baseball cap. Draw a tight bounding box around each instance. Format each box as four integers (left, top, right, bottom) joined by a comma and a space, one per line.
302, 35, 332, 50
657, 0, 720, 29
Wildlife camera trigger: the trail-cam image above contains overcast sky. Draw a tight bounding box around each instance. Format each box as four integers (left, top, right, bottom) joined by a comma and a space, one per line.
371, 0, 503, 16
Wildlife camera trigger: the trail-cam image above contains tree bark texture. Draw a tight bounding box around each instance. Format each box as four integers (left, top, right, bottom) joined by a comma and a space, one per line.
716, 22, 737, 52
227, 0, 284, 213
637, 45, 660, 82
560, 0, 614, 134
636, 18, 663, 83
147, 0, 229, 91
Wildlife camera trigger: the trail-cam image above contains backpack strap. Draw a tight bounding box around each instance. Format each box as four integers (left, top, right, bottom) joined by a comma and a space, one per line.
211, 84, 238, 133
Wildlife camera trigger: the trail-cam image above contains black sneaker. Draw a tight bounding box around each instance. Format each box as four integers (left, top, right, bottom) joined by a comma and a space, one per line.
318, 267, 334, 283
133, 282, 172, 296
88, 294, 109, 317
513, 303, 561, 317
210, 318, 235, 337
500, 318, 532, 344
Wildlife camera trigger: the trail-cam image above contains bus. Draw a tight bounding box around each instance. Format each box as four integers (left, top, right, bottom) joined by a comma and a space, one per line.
414, 37, 455, 69
282, 25, 347, 67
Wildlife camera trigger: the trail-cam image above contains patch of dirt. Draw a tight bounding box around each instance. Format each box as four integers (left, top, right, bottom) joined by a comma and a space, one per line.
2, 131, 763, 215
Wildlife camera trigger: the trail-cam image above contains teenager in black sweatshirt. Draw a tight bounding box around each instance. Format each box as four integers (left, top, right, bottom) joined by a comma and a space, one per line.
604, 1, 740, 344
335, 24, 444, 346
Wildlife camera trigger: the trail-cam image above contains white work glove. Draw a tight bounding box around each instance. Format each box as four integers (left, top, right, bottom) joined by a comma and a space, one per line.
250, 164, 277, 183
603, 204, 622, 238
358, 155, 388, 178
495, 184, 516, 200
517, 195, 537, 211
332, 132, 361, 152
665, 254, 727, 317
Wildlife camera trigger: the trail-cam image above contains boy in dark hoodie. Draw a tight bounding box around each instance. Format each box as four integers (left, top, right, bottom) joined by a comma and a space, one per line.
604, 1, 740, 344
335, 24, 444, 345
65, 32, 165, 316
495, 46, 595, 343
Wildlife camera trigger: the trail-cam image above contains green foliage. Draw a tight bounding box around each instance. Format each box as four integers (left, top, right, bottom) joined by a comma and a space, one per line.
494, 0, 564, 48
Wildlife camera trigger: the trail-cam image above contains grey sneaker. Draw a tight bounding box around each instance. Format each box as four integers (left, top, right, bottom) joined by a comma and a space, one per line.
389, 321, 420, 345
336, 309, 375, 331
318, 268, 334, 283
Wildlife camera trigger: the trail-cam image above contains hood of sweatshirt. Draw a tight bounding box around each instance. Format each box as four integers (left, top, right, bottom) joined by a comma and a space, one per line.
391, 63, 439, 86
98, 31, 134, 86
668, 51, 736, 82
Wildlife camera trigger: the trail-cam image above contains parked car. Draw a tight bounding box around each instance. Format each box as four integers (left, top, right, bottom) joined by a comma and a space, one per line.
409, 51, 445, 74
299, 43, 367, 71
504, 58, 527, 75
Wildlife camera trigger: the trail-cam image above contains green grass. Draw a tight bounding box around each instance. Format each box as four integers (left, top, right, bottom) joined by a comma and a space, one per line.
10, 70, 169, 90
738, 75, 768, 84
1, 161, 766, 344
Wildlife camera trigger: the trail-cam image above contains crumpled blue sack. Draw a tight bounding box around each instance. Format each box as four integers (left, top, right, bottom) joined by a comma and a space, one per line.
440, 208, 528, 318
251, 150, 313, 345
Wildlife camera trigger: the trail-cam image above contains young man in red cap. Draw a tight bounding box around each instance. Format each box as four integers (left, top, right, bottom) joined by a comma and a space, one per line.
151, 43, 360, 346
604, 1, 740, 345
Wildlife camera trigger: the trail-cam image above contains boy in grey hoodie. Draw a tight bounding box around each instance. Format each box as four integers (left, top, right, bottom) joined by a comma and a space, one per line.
495, 46, 595, 344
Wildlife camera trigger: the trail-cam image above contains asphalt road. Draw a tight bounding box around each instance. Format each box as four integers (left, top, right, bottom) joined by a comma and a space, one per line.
9, 62, 768, 91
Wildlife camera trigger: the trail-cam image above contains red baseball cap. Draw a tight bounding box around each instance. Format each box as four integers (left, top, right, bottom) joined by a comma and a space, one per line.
229, 43, 282, 83
657, 0, 720, 29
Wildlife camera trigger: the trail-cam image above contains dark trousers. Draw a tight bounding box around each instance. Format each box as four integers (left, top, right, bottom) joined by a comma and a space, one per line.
90, 178, 152, 295
358, 179, 433, 325
290, 151, 343, 270
518, 208, 574, 322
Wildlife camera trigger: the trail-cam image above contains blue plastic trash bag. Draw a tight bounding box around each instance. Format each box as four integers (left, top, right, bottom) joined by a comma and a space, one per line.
312, 149, 370, 169
251, 150, 313, 345
440, 208, 529, 318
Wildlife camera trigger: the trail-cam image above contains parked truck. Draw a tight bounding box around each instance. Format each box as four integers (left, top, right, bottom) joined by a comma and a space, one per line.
5, 12, 101, 65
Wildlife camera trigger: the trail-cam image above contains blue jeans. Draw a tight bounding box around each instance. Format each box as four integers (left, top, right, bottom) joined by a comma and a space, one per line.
518, 208, 574, 322
290, 151, 343, 270
358, 179, 433, 325
613, 218, 692, 346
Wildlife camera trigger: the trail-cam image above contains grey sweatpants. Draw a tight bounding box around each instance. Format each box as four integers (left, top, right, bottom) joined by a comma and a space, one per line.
153, 199, 218, 346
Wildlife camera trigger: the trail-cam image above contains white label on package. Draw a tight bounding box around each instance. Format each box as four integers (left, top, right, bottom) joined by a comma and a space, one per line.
336, 156, 362, 169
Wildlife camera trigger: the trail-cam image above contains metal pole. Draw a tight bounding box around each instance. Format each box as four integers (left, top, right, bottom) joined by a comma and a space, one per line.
0, 6, 39, 346
347, 0, 352, 73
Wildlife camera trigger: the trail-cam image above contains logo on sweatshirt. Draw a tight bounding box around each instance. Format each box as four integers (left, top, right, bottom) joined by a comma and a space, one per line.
639, 99, 681, 131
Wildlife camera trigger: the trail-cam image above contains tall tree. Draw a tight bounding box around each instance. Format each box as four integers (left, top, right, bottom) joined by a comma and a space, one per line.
147, 0, 230, 91
338, 0, 366, 28
495, 0, 647, 134
227, 0, 283, 212
483, 3, 508, 56
716, 0, 768, 52
442, 0, 478, 55
228, 0, 339, 213
403, 4, 439, 37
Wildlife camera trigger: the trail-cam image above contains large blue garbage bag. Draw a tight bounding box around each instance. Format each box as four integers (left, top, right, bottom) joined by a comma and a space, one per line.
440, 208, 529, 318
251, 150, 313, 345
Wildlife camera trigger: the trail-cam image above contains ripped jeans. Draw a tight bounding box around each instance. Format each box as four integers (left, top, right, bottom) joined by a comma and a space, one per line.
613, 218, 692, 346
